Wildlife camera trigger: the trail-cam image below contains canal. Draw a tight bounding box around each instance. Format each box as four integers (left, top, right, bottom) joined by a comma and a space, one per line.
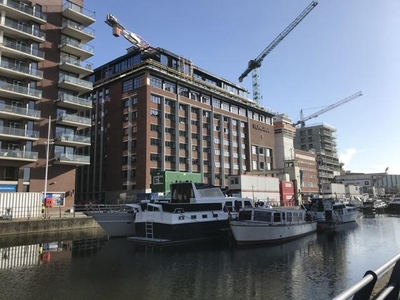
0, 214, 399, 300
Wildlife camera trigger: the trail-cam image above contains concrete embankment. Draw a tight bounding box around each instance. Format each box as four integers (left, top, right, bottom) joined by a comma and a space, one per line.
0, 214, 101, 236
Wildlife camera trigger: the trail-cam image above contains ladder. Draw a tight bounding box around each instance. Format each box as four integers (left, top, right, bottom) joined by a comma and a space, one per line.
145, 222, 154, 239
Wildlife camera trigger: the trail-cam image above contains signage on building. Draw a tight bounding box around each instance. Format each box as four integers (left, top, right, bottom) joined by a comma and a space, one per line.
252, 124, 270, 133
0, 185, 17, 192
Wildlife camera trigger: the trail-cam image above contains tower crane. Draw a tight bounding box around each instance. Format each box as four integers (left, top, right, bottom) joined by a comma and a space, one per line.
105, 14, 150, 50
238, 1, 318, 104
293, 91, 363, 127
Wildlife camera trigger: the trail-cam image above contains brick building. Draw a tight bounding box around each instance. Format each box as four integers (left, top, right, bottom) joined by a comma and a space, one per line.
0, 0, 94, 209
77, 47, 277, 203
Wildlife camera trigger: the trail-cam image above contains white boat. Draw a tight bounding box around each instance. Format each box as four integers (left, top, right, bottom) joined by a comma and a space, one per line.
128, 182, 253, 245
306, 198, 359, 231
386, 194, 400, 213
88, 181, 253, 244
229, 206, 317, 246
85, 204, 137, 237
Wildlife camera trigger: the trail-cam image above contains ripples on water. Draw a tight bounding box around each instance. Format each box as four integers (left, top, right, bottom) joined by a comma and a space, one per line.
0, 215, 399, 300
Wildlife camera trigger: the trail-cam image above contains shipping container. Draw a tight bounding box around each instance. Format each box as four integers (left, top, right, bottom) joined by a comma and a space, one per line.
0, 192, 42, 219
228, 175, 280, 205
321, 183, 346, 198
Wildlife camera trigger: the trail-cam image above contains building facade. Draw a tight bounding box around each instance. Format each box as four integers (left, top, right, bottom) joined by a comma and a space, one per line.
0, 0, 94, 209
294, 123, 340, 185
77, 47, 276, 203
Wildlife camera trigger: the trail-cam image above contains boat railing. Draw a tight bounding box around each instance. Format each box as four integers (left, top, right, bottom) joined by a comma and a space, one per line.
332, 252, 400, 300
75, 204, 135, 213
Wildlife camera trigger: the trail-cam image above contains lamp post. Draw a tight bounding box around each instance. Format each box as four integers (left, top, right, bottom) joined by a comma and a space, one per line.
43, 116, 51, 217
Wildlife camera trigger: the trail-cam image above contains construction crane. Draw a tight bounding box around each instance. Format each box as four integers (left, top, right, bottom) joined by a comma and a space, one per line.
105, 14, 150, 50
293, 91, 363, 127
238, 1, 318, 104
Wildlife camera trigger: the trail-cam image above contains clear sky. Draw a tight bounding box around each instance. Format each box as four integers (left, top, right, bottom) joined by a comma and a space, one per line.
84, 0, 400, 175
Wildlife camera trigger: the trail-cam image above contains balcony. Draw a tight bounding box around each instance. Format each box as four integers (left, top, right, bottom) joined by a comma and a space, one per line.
0, 81, 42, 100
54, 152, 90, 166
0, 103, 41, 121
0, 0, 47, 25
56, 113, 91, 130
0, 59, 43, 80
0, 125, 38, 141
59, 57, 93, 77
58, 74, 93, 94
0, 39, 44, 61
56, 93, 92, 111
0, 148, 38, 162
54, 133, 90, 147
61, 19, 94, 43
62, 1, 95, 27
1, 18, 45, 43
59, 38, 94, 60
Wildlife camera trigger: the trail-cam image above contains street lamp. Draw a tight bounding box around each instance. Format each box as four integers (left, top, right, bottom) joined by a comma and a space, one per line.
43, 116, 54, 217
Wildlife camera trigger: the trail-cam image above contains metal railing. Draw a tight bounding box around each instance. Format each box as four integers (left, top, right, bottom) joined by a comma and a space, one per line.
333, 253, 400, 299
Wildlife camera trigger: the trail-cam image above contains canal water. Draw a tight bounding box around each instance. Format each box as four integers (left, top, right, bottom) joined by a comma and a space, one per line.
0, 214, 399, 300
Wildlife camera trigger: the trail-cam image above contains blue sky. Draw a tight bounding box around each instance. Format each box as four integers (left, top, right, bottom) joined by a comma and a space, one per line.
84, 0, 400, 175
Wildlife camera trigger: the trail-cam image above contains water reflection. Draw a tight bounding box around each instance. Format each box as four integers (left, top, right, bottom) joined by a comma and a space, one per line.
0, 216, 399, 300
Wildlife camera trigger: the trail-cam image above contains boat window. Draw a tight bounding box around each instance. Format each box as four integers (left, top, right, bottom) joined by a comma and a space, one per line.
254, 211, 272, 222
191, 215, 197, 219
273, 213, 281, 223
239, 210, 252, 221
213, 213, 218, 218
244, 201, 253, 208
202, 214, 207, 219
234, 200, 242, 212
287, 212, 292, 222
224, 201, 233, 212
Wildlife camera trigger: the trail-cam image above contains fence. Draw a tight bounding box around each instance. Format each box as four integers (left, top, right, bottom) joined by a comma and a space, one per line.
332, 253, 400, 299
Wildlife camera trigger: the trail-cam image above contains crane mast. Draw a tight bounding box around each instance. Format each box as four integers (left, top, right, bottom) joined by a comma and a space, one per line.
105, 14, 150, 50
294, 91, 363, 127
238, 1, 318, 103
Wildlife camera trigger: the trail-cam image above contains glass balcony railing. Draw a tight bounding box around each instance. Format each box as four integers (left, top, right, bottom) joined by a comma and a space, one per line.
59, 74, 93, 89
0, 0, 47, 21
0, 59, 43, 78
55, 133, 90, 144
57, 113, 91, 126
60, 37, 94, 53
58, 93, 92, 107
55, 152, 90, 164
62, 19, 94, 36
0, 81, 42, 98
4, 18, 45, 40
60, 57, 93, 71
0, 125, 38, 138
63, 1, 95, 20
0, 103, 41, 118
0, 148, 38, 159
1, 39, 44, 58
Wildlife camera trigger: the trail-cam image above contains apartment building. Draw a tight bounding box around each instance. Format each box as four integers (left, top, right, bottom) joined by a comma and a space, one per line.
77, 47, 277, 203
0, 0, 94, 209
294, 123, 340, 185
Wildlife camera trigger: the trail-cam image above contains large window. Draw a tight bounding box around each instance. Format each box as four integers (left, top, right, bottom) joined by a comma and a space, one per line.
122, 79, 133, 92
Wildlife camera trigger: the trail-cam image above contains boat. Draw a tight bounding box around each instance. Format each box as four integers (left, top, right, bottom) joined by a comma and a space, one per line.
84, 204, 137, 237
386, 194, 400, 213
306, 198, 359, 232
229, 205, 317, 246
88, 181, 253, 244
128, 182, 254, 245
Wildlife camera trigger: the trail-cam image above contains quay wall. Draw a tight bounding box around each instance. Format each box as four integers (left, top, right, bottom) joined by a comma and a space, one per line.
0, 217, 101, 236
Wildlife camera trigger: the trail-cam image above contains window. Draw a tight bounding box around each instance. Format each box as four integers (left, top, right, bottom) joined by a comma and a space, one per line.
150, 75, 162, 89
151, 95, 161, 104
201, 95, 211, 104
178, 86, 189, 97
153, 176, 163, 184
150, 109, 159, 117
133, 75, 143, 88
221, 101, 229, 111
122, 79, 133, 92
164, 81, 176, 93
212, 98, 221, 108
